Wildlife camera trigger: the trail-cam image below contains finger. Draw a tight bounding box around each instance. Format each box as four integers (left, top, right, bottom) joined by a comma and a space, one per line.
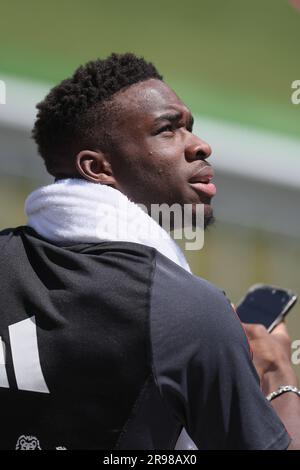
242, 323, 268, 340
271, 321, 289, 338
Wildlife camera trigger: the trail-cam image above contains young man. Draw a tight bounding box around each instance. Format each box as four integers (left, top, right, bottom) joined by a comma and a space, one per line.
0, 53, 299, 450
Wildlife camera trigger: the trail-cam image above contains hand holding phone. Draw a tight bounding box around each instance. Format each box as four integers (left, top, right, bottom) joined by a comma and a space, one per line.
236, 284, 297, 332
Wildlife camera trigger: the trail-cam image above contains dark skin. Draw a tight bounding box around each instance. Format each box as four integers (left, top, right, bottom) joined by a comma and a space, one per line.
60, 78, 300, 449
243, 322, 300, 450
74, 79, 214, 230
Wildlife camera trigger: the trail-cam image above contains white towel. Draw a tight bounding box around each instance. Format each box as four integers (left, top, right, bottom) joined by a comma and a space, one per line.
25, 178, 191, 272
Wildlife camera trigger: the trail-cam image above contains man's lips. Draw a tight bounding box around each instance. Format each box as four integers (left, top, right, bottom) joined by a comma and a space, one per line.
189, 181, 217, 198
188, 166, 217, 198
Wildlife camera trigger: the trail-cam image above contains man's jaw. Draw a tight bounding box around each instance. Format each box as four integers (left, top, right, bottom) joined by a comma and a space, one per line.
204, 211, 215, 229
151, 204, 215, 232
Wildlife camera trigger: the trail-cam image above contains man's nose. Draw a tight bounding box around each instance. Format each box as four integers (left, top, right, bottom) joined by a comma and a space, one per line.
185, 136, 212, 161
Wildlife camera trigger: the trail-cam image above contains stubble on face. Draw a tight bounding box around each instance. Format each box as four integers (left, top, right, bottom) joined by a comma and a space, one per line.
102, 79, 216, 231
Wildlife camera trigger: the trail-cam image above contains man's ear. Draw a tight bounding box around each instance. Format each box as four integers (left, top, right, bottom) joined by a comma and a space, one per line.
76, 150, 117, 186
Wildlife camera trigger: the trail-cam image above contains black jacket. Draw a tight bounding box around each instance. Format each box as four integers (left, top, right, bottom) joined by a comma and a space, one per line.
0, 227, 290, 450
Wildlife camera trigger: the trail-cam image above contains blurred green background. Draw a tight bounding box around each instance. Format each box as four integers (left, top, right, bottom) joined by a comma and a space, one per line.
0, 0, 300, 379
0, 0, 299, 135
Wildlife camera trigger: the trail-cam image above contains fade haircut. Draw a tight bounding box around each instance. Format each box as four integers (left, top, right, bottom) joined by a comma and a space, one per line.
32, 53, 163, 176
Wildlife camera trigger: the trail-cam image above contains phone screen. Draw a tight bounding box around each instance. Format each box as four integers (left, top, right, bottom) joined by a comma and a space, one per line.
236, 285, 297, 330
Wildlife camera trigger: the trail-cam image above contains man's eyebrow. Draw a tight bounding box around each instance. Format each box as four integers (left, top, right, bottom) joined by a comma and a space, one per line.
154, 112, 194, 128
154, 112, 182, 123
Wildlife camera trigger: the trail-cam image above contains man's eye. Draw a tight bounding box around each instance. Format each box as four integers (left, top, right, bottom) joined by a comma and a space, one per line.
158, 125, 173, 134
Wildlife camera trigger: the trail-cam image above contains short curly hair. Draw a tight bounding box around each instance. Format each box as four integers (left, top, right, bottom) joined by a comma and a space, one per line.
32, 53, 163, 176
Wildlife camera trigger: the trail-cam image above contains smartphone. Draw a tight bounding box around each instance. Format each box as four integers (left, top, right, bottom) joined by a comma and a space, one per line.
236, 284, 297, 332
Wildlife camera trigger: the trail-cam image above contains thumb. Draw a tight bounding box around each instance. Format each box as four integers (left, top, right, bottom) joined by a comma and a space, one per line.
271, 320, 289, 338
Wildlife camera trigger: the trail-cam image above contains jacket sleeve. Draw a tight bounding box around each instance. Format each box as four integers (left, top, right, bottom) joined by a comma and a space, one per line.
149, 251, 291, 450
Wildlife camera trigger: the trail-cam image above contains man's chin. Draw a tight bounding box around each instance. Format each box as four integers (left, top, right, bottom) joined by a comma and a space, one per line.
204, 212, 215, 229
152, 202, 215, 232
190, 211, 215, 230
191, 204, 215, 230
